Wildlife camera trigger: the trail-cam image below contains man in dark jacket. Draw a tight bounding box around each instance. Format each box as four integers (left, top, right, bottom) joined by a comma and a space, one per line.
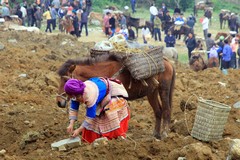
185, 32, 197, 60
206, 33, 215, 58
164, 11, 172, 35
109, 14, 116, 37
164, 31, 176, 47
174, 6, 181, 14
186, 17, 195, 29
229, 14, 237, 31
79, 9, 88, 37
86, 0, 92, 15
27, 4, 34, 26
128, 26, 135, 40
71, 10, 80, 37
15, 7, 23, 20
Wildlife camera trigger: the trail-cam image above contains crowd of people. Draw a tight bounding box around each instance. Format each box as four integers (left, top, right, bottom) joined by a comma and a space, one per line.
1, 0, 239, 69
0, 0, 92, 36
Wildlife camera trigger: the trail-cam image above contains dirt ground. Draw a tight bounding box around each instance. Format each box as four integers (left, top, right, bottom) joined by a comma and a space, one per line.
0, 30, 240, 160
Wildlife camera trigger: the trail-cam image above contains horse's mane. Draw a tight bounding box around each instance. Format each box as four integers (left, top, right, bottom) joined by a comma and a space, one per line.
57, 54, 122, 76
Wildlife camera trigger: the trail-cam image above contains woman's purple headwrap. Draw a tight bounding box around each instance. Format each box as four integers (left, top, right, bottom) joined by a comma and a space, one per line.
64, 79, 86, 95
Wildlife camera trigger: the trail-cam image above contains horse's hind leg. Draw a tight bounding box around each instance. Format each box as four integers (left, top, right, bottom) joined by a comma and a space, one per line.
147, 89, 162, 139
159, 80, 172, 139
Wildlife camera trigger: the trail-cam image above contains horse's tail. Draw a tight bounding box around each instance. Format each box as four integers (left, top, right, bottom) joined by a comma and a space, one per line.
169, 63, 176, 110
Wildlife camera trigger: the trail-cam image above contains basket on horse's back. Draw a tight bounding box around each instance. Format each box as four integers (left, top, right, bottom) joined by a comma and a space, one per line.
123, 46, 165, 80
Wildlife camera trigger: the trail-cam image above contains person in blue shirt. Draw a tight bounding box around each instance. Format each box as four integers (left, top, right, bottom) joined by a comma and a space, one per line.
220, 40, 232, 69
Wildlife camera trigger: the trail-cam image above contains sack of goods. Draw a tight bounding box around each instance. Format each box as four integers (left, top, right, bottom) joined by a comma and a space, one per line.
123, 46, 165, 80
109, 34, 126, 45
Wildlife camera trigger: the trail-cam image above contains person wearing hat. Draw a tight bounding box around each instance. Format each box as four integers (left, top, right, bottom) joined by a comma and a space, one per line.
123, 6, 131, 17
64, 77, 130, 143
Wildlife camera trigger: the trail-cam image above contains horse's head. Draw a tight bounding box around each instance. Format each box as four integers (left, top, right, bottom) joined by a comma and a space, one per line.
56, 62, 76, 108
189, 54, 207, 72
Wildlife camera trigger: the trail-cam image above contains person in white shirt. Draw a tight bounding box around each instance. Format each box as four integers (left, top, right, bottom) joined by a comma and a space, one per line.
201, 15, 209, 40
142, 26, 150, 44
20, 3, 27, 26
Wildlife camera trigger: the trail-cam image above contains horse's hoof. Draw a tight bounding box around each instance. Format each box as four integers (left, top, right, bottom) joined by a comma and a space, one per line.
162, 131, 168, 139
153, 132, 161, 140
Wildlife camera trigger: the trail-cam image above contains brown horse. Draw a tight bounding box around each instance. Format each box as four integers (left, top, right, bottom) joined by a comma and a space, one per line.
208, 57, 219, 68
56, 54, 175, 139
168, 24, 193, 40
189, 54, 207, 72
126, 16, 154, 37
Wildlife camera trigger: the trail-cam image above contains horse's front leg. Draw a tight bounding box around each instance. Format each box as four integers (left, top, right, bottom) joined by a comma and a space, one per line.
147, 89, 162, 139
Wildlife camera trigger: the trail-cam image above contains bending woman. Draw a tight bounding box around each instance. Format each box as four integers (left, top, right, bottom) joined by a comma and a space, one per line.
64, 77, 130, 143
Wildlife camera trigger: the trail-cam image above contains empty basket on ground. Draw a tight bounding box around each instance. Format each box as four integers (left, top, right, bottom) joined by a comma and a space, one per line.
123, 46, 165, 80
191, 99, 231, 141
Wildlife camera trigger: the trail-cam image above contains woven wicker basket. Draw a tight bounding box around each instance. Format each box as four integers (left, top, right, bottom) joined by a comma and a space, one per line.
123, 46, 165, 80
90, 49, 110, 57
191, 99, 231, 141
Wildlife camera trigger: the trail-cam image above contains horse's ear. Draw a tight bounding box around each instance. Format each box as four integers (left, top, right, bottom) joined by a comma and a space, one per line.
62, 76, 71, 81
68, 65, 76, 73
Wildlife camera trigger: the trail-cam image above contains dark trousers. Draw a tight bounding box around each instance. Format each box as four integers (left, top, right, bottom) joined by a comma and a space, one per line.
105, 27, 110, 36
188, 47, 195, 60
45, 19, 52, 33
222, 60, 230, 69
131, 4, 136, 13
143, 35, 147, 44
74, 27, 80, 37
154, 28, 161, 41
36, 20, 41, 29
203, 29, 208, 40
80, 22, 88, 36
27, 16, 32, 26
52, 19, 56, 30
230, 52, 236, 69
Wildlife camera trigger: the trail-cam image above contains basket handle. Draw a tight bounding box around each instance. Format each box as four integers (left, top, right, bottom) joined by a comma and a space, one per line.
184, 94, 203, 135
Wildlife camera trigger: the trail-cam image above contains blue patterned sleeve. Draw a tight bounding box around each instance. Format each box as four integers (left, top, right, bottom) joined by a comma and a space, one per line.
86, 104, 97, 118
69, 100, 80, 120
